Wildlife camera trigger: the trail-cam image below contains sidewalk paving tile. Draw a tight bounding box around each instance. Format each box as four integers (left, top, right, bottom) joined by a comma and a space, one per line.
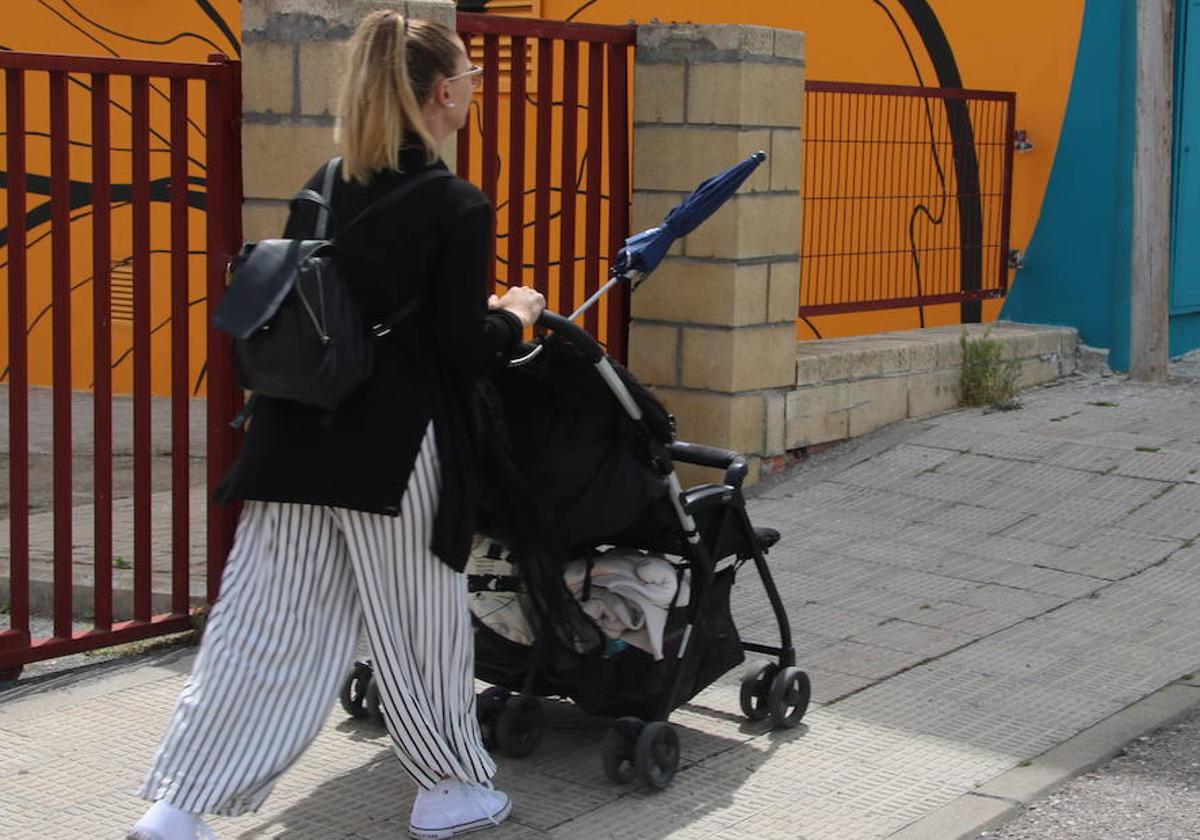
7, 371, 1200, 838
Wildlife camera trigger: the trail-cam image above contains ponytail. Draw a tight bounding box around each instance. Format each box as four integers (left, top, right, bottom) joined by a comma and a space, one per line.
335, 11, 460, 184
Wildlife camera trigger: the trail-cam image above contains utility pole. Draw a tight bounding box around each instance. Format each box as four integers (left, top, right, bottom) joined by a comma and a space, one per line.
1130, 0, 1174, 381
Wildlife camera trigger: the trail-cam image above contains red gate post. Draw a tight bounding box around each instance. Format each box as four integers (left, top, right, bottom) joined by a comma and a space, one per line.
205, 54, 243, 603
1, 67, 31, 679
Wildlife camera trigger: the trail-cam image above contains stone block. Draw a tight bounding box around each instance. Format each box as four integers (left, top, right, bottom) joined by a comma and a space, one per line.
773, 29, 806, 62
906, 336, 941, 371
936, 332, 965, 368
627, 323, 679, 387
241, 200, 290, 243
845, 377, 908, 437
786, 384, 850, 448
631, 260, 768, 326
997, 327, 1041, 360
633, 63, 685, 124
769, 129, 802, 191
633, 126, 770, 193
299, 40, 345, 116
907, 370, 961, 417
680, 324, 797, 391
767, 260, 801, 322
242, 42, 294, 115
1018, 356, 1063, 388
637, 23, 777, 64
817, 348, 850, 382
764, 389, 786, 455
243, 0, 268, 33
843, 342, 911, 380
794, 346, 824, 386
653, 388, 765, 453
243, 124, 336, 200
687, 63, 804, 128
685, 193, 801, 260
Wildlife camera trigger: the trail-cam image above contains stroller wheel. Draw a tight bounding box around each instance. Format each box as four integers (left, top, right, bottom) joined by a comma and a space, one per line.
339, 660, 375, 720
496, 695, 544, 758
634, 722, 679, 790
365, 678, 385, 726
476, 687, 510, 750
768, 667, 811, 729
739, 662, 779, 722
602, 717, 644, 784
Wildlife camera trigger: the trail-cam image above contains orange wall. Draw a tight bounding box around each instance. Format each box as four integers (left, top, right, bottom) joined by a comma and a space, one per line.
0, 1, 240, 396
539, 0, 1085, 338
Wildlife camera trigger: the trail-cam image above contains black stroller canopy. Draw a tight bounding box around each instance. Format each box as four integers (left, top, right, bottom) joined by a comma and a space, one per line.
484, 336, 673, 553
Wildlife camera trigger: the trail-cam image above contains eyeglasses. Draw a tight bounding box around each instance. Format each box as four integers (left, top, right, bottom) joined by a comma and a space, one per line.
445, 64, 483, 88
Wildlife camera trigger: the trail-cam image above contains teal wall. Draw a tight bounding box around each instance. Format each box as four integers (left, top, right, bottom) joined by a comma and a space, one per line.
1171, 0, 1200, 357
1002, 0, 1137, 369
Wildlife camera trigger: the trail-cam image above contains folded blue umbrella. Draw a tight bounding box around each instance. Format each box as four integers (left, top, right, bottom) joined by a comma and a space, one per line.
614, 150, 767, 279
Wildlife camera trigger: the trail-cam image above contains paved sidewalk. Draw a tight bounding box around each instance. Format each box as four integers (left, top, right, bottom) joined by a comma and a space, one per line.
3, 368, 1200, 839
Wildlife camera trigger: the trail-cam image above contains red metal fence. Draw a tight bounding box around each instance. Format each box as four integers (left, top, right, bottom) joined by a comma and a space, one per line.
456, 13, 635, 360
799, 81, 1016, 324
0, 52, 242, 677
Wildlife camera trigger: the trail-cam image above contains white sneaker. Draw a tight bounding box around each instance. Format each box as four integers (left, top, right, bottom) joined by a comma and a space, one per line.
408, 778, 512, 839
127, 800, 216, 840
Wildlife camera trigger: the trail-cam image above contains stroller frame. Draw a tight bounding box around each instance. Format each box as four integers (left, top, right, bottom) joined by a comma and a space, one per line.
529, 311, 799, 723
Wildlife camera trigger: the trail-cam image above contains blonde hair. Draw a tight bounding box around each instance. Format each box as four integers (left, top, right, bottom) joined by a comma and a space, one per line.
335, 11, 462, 184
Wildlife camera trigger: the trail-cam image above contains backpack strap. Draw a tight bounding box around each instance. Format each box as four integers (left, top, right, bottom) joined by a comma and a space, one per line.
315, 156, 340, 238
290, 162, 453, 241
290, 157, 341, 236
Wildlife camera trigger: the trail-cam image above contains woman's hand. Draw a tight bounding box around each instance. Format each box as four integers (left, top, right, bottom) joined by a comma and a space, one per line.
488, 286, 545, 327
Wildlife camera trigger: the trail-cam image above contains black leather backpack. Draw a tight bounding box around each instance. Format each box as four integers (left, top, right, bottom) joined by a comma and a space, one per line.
213, 158, 451, 415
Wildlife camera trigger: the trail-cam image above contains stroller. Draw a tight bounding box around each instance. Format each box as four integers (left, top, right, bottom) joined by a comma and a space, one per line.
339, 153, 810, 790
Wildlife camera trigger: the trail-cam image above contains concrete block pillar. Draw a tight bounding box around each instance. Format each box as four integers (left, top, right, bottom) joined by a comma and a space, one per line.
241, 0, 457, 242
627, 24, 805, 484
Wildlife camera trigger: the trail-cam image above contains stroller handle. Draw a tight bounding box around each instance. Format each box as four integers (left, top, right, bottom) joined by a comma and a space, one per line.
535, 310, 605, 363
668, 441, 749, 489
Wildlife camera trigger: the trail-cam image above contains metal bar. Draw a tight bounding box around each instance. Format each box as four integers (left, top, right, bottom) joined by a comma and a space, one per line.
806, 79, 1015, 102
999, 97, 1017, 294
482, 34, 500, 282
457, 12, 636, 45
605, 42, 630, 362
170, 77, 191, 616
131, 74, 152, 622
0, 614, 197, 670
50, 70, 73, 639
558, 40, 579, 313
506, 35, 527, 289
91, 72, 113, 631
205, 55, 243, 603
532, 37, 554, 298
798, 288, 1002, 316
583, 42, 604, 337
568, 275, 620, 322
456, 32, 472, 178
0, 51, 232, 79
5, 68, 31, 653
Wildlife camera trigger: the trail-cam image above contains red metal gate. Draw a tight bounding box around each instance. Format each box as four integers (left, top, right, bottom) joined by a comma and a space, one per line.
0, 52, 242, 677
456, 13, 635, 361
799, 81, 1016, 323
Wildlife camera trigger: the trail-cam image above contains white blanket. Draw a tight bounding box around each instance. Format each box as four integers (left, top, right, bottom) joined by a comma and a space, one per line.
562, 552, 688, 660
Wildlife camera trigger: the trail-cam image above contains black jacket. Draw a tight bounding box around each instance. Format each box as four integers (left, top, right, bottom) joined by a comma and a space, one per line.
216, 145, 524, 571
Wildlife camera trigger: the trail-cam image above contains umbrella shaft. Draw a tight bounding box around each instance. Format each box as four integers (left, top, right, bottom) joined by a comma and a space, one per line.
568, 275, 622, 322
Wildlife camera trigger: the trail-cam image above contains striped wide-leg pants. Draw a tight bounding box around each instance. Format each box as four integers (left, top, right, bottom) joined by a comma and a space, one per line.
138, 424, 495, 816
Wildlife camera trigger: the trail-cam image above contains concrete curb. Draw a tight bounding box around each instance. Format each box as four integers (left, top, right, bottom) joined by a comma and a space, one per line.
887, 675, 1200, 839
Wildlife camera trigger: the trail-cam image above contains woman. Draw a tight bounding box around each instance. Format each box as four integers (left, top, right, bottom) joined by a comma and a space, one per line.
129, 11, 541, 840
